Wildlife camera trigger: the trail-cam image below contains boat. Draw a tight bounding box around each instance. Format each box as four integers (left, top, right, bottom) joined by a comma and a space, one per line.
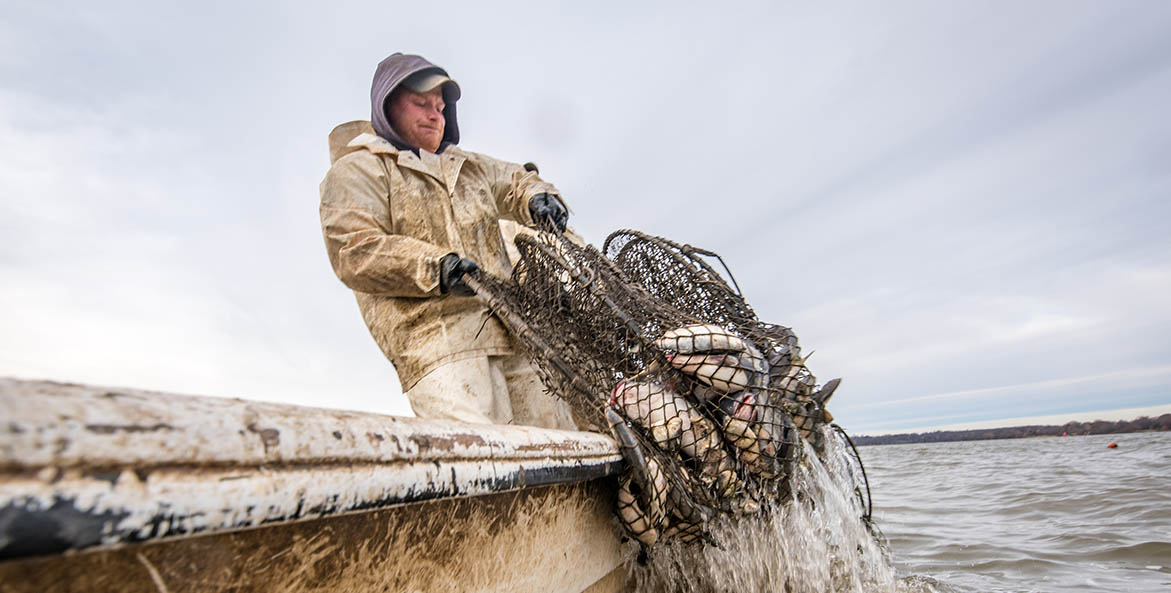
0, 377, 632, 592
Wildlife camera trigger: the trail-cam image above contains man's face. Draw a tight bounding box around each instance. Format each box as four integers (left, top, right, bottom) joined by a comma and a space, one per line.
387, 87, 446, 153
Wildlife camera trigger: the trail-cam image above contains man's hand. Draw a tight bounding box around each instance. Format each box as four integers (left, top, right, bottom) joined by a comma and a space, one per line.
439, 254, 479, 296
529, 193, 568, 233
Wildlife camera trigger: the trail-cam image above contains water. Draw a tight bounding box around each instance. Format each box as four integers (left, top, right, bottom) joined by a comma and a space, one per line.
631, 428, 913, 592
629, 430, 1171, 592
865, 431, 1171, 592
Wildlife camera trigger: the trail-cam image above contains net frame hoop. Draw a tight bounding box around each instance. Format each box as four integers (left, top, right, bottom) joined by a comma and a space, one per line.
603, 230, 757, 323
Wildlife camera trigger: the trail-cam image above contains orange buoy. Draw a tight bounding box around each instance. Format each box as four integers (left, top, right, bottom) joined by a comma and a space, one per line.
1107, 442, 1118, 448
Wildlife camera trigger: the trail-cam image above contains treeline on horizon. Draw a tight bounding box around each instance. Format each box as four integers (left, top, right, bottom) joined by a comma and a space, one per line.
853, 414, 1171, 446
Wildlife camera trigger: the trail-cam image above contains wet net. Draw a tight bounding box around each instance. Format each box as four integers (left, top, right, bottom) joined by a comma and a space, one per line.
466, 229, 841, 551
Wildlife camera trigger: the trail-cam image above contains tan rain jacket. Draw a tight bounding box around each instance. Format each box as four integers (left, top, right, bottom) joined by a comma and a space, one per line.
319, 120, 561, 390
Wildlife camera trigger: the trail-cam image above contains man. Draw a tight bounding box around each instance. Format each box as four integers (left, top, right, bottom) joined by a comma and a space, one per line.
319, 52, 576, 430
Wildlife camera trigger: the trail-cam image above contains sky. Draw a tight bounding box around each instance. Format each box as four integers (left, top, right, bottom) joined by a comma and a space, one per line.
1, 1, 1169, 435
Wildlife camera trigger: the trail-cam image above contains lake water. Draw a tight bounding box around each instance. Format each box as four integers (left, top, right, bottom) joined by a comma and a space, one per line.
630, 429, 1171, 592
863, 430, 1171, 592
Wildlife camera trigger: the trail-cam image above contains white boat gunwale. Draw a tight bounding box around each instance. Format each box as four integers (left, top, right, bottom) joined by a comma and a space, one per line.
0, 378, 624, 560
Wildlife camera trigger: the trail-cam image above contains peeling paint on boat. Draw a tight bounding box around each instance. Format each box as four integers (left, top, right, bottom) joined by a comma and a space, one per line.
0, 378, 624, 560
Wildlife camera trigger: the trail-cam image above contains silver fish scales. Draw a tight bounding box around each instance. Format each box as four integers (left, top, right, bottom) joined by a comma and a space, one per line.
611, 379, 691, 450
654, 323, 755, 355
613, 379, 739, 498
667, 350, 768, 394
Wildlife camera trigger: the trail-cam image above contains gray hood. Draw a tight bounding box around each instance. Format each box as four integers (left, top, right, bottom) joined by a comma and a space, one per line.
370, 53, 460, 152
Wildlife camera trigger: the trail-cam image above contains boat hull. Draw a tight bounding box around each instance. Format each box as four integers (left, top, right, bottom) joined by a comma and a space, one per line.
0, 378, 632, 592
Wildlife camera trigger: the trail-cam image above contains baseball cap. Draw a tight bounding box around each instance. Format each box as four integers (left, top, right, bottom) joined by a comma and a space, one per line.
403, 70, 462, 100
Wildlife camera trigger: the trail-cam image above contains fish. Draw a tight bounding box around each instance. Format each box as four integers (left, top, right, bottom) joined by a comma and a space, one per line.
643, 456, 670, 527
746, 422, 785, 481
677, 408, 740, 497
667, 350, 768, 394
710, 388, 791, 481
655, 324, 754, 355
780, 398, 818, 437
722, 415, 762, 468
669, 353, 751, 393
661, 517, 703, 544
606, 408, 669, 546
717, 390, 759, 423
617, 475, 661, 547
811, 378, 841, 406
611, 380, 691, 450
722, 415, 758, 448
660, 464, 715, 528
690, 382, 721, 403
811, 377, 840, 424
772, 358, 815, 399
605, 407, 668, 516
715, 390, 766, 468
772, 363, 820, 441
764, 413, 804, 486
756, 425, 777, 459
612, 379, 738, 497
758, 324, 800, 354
661, 483, 716, 544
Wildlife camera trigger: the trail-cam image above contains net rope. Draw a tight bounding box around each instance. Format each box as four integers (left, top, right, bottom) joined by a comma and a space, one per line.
466, 229, 841, 550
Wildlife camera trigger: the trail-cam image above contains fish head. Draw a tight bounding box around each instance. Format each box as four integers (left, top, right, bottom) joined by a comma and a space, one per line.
716, 391, 758, 421
734, 392, 758, 421
693, 353, 741, 374
662, 374, 684, 394
610, 380, 626, 403
716, 391, 742, 418
692, 383, 719, 402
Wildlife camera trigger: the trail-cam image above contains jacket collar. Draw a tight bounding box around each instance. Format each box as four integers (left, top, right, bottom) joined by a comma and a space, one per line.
347, 131, 465, 193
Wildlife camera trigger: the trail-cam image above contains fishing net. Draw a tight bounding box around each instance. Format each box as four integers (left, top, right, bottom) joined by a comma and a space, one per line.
466, 229, 841, 551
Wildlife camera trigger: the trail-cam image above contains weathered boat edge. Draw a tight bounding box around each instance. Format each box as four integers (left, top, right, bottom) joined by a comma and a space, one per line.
0, 378, 633, 593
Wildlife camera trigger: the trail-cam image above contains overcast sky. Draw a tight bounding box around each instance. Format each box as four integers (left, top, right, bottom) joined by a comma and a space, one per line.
2, 1, 1169, 434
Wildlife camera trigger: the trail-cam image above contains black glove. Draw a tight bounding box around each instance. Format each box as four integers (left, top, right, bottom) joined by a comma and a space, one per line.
439, 254, 479, 297
528, 193, 568, 233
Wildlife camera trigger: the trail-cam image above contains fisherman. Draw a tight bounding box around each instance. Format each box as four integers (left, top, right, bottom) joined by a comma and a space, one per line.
319, 52, 576, 430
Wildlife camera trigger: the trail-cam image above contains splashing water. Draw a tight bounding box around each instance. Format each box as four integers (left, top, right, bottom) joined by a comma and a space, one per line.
630, 427, 945, 593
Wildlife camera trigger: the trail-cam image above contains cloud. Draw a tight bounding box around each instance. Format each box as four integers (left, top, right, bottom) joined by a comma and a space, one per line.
1, 1, 1169, 434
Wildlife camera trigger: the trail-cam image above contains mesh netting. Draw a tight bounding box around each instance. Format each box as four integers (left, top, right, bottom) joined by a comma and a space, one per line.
466, 229, 840, 551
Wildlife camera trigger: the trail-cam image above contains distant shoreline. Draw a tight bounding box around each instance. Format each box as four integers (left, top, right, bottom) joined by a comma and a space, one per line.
852, 414, 1171, 446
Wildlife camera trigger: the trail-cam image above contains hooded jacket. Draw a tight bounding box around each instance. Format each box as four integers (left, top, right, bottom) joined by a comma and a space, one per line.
319, 54, 562, 390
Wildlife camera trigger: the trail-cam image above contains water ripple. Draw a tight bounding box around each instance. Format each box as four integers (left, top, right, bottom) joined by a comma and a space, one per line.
863, 431, 1171, 592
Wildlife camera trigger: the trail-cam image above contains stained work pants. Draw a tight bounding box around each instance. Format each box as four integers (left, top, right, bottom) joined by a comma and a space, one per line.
405, 355, 577, 430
